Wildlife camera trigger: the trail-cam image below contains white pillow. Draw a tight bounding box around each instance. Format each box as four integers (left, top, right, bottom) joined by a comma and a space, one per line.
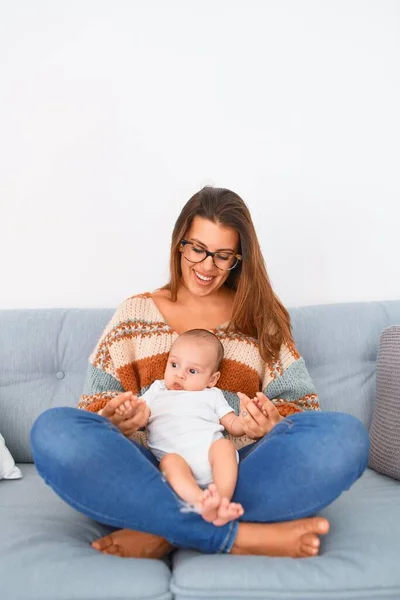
0, 433, 22, 480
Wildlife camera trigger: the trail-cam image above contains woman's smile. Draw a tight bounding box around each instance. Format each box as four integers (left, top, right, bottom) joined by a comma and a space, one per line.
192, 269, 217, 286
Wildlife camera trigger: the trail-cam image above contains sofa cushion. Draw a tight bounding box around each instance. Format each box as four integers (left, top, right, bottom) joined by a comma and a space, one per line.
171, 468, 400, 600
369, 325, 400, 480
0, 464, 172, 600
289, 300, 400, 427
0, 309, 113, 462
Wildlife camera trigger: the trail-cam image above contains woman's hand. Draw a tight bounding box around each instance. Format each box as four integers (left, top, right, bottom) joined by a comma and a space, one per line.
99, 392, 149, 437
237, 391, 284, 440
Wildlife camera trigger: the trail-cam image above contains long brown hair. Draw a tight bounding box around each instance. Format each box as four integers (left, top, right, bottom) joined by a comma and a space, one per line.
164, 187, 294, 361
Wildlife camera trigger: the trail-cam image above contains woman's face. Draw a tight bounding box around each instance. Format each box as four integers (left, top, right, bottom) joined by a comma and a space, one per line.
179, 216, 240, 297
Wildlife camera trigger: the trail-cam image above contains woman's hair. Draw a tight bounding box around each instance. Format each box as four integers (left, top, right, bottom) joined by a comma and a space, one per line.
164, 187, 294, 360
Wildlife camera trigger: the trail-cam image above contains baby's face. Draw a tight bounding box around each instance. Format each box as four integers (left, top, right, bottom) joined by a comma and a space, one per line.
164, 337, 220, 392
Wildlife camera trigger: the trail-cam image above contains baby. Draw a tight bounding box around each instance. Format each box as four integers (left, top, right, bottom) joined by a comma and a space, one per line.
116, 329, 247, 526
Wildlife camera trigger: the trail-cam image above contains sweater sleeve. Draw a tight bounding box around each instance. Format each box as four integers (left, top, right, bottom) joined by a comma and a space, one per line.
262, 342, 320, 416
77, 302, 138, 413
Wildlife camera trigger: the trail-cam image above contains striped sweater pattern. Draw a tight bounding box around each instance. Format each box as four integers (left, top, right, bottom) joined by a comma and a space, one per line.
78, 293, 319, 441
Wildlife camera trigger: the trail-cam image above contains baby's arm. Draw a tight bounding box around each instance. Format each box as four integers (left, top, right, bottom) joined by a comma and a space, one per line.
220, 411, 245, 437
214, 390, 246, 437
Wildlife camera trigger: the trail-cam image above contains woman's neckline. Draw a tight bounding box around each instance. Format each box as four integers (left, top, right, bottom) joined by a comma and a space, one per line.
147, 293, 230, 336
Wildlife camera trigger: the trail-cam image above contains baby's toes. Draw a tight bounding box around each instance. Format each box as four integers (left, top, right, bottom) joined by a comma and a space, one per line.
234, 503, 244, 517
224, 501, 242, 521
200, 489, 210, 505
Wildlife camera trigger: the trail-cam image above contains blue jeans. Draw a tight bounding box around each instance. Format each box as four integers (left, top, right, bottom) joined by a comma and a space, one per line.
30, 408, 369, 554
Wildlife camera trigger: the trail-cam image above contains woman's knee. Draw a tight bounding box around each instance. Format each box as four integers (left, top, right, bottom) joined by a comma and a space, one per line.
277, 410, 369, 481
329, 412, 370, 474
300, 411, 370, 480
30, 407, 90, 467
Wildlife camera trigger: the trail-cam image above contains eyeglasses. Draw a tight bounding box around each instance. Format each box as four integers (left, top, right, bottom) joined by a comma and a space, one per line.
180, 239, 242, 271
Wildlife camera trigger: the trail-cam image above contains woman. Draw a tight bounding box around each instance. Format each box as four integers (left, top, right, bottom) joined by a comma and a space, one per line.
30, 187, 369, 558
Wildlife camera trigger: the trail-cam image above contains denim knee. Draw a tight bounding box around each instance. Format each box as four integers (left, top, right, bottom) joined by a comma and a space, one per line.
283, 410, 370, 485
303, 411, 370, 484
330, 412, 370, 475
30, 407, 86, 470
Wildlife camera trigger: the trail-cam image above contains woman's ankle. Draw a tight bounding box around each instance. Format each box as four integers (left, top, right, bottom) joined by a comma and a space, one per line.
229, 518, 330, 558
230, 522, 250, 554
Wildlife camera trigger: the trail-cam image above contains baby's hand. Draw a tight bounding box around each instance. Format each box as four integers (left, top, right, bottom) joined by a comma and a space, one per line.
252, 396, 269, 417
115, 396, 142, 418
238, 392, 269, 418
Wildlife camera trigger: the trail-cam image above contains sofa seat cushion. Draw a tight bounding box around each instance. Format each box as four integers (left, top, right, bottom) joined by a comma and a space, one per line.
171, 468, 400, 600
0, 464, 172, 600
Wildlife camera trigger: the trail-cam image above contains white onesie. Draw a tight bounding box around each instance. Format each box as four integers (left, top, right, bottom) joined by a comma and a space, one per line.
142, 380, 239, 486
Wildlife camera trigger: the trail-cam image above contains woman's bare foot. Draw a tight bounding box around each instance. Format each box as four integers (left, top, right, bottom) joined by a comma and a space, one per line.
200, 483, 244, 526
231, 517, 330, 558
91, 529, 173, 559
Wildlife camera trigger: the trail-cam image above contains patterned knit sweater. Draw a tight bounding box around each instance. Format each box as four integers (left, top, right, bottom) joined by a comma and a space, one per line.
78, 293, 319, 445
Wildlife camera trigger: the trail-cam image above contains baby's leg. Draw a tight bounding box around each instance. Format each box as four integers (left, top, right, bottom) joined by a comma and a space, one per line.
159, 453, 203, 506
209, 438, 239, 500
204, 439, 244, 526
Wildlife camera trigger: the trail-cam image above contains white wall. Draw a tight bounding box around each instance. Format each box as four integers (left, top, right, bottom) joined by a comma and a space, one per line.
1, 0, 399, 309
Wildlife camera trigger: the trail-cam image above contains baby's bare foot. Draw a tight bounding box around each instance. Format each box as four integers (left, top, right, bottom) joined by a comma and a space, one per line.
213, 496, 244, 526
200, 484, 244, 526
199, 483, 221, 523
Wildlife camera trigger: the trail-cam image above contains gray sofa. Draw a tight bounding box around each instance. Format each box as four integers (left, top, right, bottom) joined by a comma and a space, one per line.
1, 300, 400, 600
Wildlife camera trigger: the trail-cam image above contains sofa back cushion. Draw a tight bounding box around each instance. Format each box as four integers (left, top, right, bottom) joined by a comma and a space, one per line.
290, 300, 400, 427
1, 301, 400, 463
0, 309, 113, 463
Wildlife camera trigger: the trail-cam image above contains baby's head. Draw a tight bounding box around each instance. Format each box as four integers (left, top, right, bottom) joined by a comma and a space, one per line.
164, 329, 224, 392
